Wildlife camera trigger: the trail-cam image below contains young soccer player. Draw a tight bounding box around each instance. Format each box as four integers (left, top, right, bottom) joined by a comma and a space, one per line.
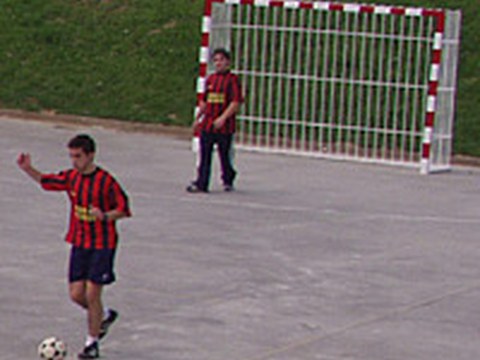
187, 48, 243, 193
17, 134, 131, 359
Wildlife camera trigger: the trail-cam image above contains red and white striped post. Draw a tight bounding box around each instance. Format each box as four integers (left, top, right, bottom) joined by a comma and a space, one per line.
421, 9, 445, 174
192, 0, 213, 160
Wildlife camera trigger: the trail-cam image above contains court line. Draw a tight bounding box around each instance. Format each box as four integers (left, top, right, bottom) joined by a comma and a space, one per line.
240, 281, 480, 360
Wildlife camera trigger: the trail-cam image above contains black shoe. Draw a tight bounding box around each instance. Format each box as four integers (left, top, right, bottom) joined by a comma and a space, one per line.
78, 341, 99, 359
99, 309, 119, 340
186, 184, 208, 193
223, 184, 234, 192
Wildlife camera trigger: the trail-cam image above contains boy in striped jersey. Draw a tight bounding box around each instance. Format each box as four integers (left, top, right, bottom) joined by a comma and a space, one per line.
17, 134, 131, 359
187, 48, 243, 193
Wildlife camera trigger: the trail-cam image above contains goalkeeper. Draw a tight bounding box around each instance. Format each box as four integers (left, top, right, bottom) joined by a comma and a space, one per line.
187, 48, 243, 193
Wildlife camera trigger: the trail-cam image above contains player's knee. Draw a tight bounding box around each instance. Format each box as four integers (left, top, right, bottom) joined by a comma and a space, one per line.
85, 282, 103, 307
85, 293, 101, 307
69, 287, 85, 306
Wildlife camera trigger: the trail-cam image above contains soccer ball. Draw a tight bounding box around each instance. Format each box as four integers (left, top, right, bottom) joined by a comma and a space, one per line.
37, 337, 67, 360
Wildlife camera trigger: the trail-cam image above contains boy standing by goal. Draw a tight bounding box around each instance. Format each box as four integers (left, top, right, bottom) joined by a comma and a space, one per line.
187, 48, 243, 193
17, 134, 131, 359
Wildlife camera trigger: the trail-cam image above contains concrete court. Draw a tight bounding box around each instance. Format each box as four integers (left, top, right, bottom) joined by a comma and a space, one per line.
1, 115, 480, 360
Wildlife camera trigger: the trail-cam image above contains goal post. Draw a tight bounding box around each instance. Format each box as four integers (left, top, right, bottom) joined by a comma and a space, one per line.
195, 0, 461, 174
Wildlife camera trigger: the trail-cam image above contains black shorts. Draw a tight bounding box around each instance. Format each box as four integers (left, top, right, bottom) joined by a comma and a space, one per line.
69, 246, 117, 285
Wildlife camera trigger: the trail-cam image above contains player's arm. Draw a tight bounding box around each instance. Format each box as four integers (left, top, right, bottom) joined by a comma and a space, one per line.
195, 100, 207, 121
89, 208, 129, 221
18, 153, 70, 191
17, 153, 43, 184
193, 100, 207, 133
213, 101, 240, 129
90, 180, 132, 221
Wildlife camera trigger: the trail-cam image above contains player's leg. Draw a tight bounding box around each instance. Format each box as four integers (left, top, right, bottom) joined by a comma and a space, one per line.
68, 246, 89, 308
77, 282, 104, 358
217, 133, 236, 190
78, 283, 102, 359
188, 131, 215, 192
88, 248, 118, 340
69, 280, 87, 309
229, 135, 235, 165
78, 248, 117, 359
85, 281, 104, 338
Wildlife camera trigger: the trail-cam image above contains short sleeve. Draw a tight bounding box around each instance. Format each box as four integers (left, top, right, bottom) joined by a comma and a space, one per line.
41, 170, 71, 191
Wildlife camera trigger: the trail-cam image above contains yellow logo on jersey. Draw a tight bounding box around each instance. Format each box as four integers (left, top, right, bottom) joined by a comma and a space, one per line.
74, 205, 97, 222
207, 92, 225, 104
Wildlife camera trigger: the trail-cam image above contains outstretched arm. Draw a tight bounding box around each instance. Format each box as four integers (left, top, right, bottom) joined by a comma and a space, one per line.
17, 153, 43, 184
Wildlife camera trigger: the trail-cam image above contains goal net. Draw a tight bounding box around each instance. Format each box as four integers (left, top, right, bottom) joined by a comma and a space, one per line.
196, 0, 461, 173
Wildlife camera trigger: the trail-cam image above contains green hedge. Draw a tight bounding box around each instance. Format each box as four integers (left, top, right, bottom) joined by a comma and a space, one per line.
0, 0, 478, 155
0, 0, 204, 125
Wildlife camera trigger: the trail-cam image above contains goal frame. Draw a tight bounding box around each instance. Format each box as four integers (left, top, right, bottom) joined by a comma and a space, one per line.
195, 0, 461, 174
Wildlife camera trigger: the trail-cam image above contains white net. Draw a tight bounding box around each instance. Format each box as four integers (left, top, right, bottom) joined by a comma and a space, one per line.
202, 1, 461, 173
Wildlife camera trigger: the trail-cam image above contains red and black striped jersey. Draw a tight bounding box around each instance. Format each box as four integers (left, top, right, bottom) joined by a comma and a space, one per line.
41, 167, 131, 249
202, 70, 243, 134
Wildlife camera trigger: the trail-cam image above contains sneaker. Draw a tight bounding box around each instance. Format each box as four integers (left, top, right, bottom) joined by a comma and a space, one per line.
99, 309, 119, 340
186, 183, 208, 193
223, 184, 234, 192
78, 341, 99, 359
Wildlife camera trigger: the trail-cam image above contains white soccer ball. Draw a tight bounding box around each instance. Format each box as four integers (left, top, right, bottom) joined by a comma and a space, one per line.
38, 337, 67, 360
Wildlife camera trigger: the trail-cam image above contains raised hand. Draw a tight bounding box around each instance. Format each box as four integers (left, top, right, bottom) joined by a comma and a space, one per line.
17, 152, 32, 170
17, 152, 42, 183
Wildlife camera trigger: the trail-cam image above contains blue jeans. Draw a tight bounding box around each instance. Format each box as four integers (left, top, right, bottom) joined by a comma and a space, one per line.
195, 131, 236, 191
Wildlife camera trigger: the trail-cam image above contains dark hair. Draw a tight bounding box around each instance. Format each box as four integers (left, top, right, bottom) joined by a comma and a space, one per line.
212, 48, 231, 61
68, 134, 96, 154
